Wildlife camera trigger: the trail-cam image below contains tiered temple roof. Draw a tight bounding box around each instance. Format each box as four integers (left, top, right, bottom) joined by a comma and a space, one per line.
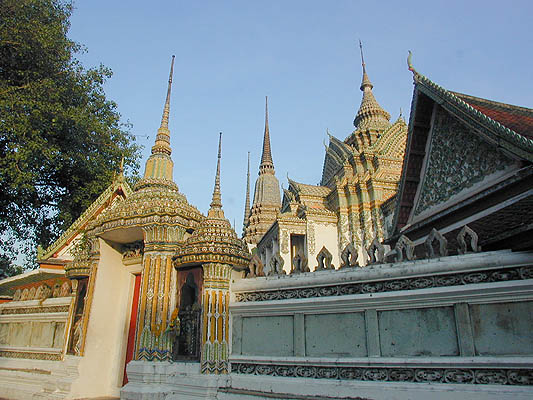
174, 133, 250, 268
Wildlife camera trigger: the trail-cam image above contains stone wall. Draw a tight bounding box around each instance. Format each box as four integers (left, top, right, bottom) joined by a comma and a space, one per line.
0, 296, 80, 399
228, 250, 533, 399
0, 296, 73, 360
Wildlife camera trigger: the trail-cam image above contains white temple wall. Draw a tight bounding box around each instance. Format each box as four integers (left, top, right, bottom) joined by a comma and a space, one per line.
306, 222, 339, 270
69, 238, 134, 399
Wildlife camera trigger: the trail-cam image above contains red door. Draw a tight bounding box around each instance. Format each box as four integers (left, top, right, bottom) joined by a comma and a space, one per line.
123, 274, 141, 386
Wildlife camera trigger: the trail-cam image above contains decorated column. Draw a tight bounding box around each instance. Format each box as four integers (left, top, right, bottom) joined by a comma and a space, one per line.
201, 262, 231, 373
136, 227, 181, 361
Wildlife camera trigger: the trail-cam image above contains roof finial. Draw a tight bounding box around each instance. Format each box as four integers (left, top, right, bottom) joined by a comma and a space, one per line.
161, 55, 175, 129
407, 50, 414, 72
353, 42, 390, 130
359, 39, 366, 71
151, 55, 175, 156
265, 95, 269, 134
259, 96, 274, 174
209, 132, 224, 215
358, 40, 373, 91
242, 151, 251, 236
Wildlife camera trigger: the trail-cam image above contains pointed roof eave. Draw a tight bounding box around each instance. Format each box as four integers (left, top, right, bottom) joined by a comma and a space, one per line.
40, 177, 132, 260
391, 51, 533, 237
287, 176, 300, 193
408, 55, 533, 162
328, 133, 353, 159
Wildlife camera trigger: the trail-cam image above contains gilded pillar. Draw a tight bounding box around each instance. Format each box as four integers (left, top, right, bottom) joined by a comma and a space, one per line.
201, 263, 232, 374
65, 234, 100, 356
136, 225, 182, 361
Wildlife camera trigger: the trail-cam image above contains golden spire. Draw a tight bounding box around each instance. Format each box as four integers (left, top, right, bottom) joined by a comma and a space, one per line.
136, 55, 180, 190
242, 151, 251, 236
353, 41, 390, 131
259, 96, 275, 174
151, 55, 175, 156
208, 132, 224, 218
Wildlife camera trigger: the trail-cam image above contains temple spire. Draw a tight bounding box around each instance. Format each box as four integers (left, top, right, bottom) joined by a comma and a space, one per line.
151, 55, 175, 156
245, 97, 281, 244
353, 42, 390, 131
161, 55, 175, 129
359, 40, 373, 91
208, 132, 224, 218
137, 55, 179, 190
259, 96, 275, 174
242, 151, 251, 236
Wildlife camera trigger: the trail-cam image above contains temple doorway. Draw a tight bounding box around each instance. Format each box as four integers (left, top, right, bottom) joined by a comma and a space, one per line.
173, 266, 203, 361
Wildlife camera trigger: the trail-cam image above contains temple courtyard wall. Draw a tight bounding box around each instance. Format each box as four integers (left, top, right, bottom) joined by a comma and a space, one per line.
0, 239, 137, 399
122, 249, 533, 400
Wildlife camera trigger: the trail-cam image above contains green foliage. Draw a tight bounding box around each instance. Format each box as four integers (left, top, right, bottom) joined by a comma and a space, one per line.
0, 254, 24, 280
0, 0, 141, 266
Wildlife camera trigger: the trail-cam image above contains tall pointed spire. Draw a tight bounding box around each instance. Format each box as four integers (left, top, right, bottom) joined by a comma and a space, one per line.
136, 55, 179, 191
245, 96, 281, 245
259, 96, 275, 174
242, 151, 251, 236
359, 40, 373, 91
353, 41, 390, 132
151, 55, 175, 156
208, 132, 224, 218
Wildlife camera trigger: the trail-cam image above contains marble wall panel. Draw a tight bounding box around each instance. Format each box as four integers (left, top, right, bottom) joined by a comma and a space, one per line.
9, 322, 32, 347
53, 322, 66, 349
305, 312, 367, 357
241, 316, 294, 356
470, 301, 533, 356
378, 306, 459, 357
0, 323, 9, 345
30, 322, 55, 348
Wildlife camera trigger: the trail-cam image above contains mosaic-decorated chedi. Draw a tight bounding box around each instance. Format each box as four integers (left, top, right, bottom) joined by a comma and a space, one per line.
88, 56, 205, 362
252, 43, 408, 274
243, 96, 282, 245
174, 133, 251, 374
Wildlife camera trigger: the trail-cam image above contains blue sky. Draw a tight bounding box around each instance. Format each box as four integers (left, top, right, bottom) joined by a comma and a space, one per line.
68, 0, 533, 234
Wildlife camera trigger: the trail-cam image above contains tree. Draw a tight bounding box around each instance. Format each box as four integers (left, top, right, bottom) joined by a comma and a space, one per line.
0, 255, 24, 280
0, 0, 141, 267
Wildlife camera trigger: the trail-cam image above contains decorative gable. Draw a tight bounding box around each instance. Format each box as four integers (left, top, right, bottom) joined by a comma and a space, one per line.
412, 106, 516, 218
40, 178, 132, 261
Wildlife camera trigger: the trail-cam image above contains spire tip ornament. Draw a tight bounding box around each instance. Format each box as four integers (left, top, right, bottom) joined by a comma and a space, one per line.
242, 151, 251, 236
352, 42, 390, 131
150, 55, 175, 157
407, 50, 414, 72
358, 39, 373, 91
259, 96, 274, 174
208, 132, 224, 217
